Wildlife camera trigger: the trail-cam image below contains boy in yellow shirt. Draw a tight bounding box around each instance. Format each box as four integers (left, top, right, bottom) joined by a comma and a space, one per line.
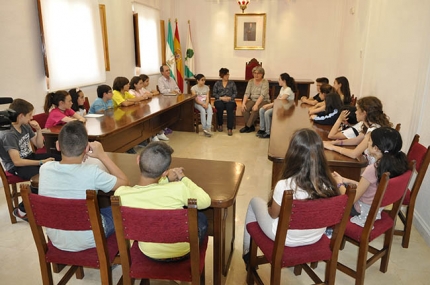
114, 142, 211, 260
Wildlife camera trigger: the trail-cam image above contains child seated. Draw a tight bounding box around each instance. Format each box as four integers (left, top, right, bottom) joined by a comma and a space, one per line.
115, 141, 211, 261
44, 90, 86, 128
0, 99, 60, 220
89, 84, 114, 114
69, 88, 87, 116
301, 77, 328, 105
307, 84, 334, 115
328, 105, 362, 140
38, 121, 129, 251
310, 92, 343, 125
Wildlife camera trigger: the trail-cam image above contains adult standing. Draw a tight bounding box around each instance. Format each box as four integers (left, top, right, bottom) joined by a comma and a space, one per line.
213, 68, 237, 136
157, 65, 181, 95
240, 66, 270, 133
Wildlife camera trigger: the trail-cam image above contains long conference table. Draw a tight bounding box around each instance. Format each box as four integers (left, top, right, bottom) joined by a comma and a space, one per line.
42, 94, 195, 153
269, 99, 368, 188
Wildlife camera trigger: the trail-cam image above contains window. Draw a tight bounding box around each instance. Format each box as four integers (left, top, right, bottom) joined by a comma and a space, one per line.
38, 0, 105, 90
133, 3, 162, 75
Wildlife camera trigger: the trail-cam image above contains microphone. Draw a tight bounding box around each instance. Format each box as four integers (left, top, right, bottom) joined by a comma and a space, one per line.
0, 97, 13, 105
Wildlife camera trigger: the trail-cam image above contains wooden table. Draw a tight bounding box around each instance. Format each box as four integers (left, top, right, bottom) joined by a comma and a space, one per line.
268, 99, 368, 188
185, 77, 314, 101
42, 94, 195, 153
32, 154, 245, 285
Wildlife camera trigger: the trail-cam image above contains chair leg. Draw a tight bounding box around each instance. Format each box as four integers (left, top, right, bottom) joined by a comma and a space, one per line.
139, 279, 150, 285
293, 265, 303, 276
380, 230, 395, 273
75, 266, 84, 279
246, 238, 258, 285
355, 242, 369, 285
402, 205, 413, 248
3, 184, 17, 224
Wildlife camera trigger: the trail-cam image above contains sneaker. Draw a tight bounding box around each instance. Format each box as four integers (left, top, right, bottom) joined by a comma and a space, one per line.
152, 136, 160, 142
245, 125, 255, 133
157, 133, 170, 141
163, 128, 173, 135
203, 129, 212, 137
13, 208, 28, 222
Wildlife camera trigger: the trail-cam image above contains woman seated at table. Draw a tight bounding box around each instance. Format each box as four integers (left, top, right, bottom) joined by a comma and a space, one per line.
333, 76, 352, 105
242, 128, 340, 265
240, 66, 270, 133
213, 68, 237, 136
323, 96, 392, 161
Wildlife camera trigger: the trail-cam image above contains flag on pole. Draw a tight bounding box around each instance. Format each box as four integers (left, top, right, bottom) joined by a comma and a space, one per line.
185, 21, 195, 78
174, 20, 183, 92
166, 20, 176, 81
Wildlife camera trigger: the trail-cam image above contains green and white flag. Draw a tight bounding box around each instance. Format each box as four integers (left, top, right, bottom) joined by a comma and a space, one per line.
185, 22, 195, 78
166, 20, 176, 80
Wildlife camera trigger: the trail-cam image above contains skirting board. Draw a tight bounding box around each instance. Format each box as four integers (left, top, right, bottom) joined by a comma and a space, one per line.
413, 210, 430, 247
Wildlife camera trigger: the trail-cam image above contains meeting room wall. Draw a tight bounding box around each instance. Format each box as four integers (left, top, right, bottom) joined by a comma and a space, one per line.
161, 0, 430, 245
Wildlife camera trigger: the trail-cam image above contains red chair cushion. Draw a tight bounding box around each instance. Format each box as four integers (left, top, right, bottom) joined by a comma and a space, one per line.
246, 222, 332, 267
344, 211, 394, 242
403, 189, 411, 205
45, 233, 118, 268
128, 236, 208, 281
5, 171, 26, 184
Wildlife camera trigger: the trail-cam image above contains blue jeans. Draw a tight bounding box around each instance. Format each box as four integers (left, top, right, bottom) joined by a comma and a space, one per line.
258, 107, 273, 134
100, 207, 115, 238
194, 103, 213, 131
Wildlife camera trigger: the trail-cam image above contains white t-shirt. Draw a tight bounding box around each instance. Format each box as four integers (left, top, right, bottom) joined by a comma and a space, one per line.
272, 178, 326, 247
278, 86, 295, 101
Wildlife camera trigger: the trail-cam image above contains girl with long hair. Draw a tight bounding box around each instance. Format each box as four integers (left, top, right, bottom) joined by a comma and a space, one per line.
44, 90, 86, 128
323, 96, 392, 159
243, 128, 340, 264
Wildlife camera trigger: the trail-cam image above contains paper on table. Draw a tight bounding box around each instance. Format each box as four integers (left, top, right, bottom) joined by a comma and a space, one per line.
85, 114, 104, 118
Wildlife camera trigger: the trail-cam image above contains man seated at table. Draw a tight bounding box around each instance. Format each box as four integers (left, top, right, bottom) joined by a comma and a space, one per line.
39, 121, 129, 252
114, 141, 211, 261
157, 65, 181, 95
301, 77, 329, 105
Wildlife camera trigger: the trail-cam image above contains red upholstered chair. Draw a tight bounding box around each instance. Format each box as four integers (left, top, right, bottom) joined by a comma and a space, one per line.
337, 169, 413, 285
0, 162, 29, 224
394, 134, 430, 248
21, 186, 120, 285
111, 196, 208, 285
84, 97, 90, 113
31, 112, 49, 154
246, 187, 356, 285
245, 58, 262, 80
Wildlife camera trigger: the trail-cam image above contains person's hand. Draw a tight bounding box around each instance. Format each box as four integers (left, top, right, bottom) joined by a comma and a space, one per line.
87, 141, 105, 158
310, 114, 316, 120
203, 102, 208, 109
300, 96, 307, 102
323, 141, 335, 150
339, 110, 350, 122
221, 96, 229, 102
42, 157, 55, 164
241, 103, 247, 112
332, 171, 344, 184
29, 120, 41, 131
262, 104, 271, 110
173, 167, 185, 180
79, 117, 86, 123
252, 104, 259, 112
166, 169, 178, 181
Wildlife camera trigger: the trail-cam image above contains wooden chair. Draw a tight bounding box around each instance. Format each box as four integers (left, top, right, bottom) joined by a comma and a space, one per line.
337, 169, 413, 285
395, 123, 401, 131
246, 186, 356, 285
394, 134, 430, 248
21, 186, 120, 284
193, 107, 217, 134
84, 97, 90, 113
350, 94, 357, 106
111, 196, 208, 285
31, 112, 49, 154
245, 58, 262, 80
0, 161, 29, 224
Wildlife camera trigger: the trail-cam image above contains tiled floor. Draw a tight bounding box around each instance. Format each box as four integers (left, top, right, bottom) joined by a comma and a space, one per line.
1, 129, 430, 284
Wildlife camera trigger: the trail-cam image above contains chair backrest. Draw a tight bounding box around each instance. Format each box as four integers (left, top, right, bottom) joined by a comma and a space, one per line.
273, 186, 356, 261
84, 97, 90, 112
395, 123, 401, 131
32, 113, 49, 129
406, 134, 430, 202
245, 58, 262, 80
111, 196, 201, 282
350, 94, 357, 106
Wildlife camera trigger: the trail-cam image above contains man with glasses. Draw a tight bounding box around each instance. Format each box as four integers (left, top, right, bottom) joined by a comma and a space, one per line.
157, 65, 181, 95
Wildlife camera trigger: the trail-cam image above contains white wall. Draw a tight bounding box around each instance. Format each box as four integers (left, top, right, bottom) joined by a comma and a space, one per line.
1, 0, 430, 245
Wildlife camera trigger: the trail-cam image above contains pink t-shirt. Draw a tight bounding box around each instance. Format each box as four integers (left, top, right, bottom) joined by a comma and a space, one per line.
45, 108, 76, 128
355, 163, 378, 211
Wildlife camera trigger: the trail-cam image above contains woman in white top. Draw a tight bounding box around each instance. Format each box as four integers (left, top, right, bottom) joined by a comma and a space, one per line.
191, 74, 213, 137
243, 128, 340, 265
257, 73, 296, 138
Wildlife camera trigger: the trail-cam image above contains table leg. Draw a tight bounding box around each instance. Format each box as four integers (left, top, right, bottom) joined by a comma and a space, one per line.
213, 207, 222, 285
